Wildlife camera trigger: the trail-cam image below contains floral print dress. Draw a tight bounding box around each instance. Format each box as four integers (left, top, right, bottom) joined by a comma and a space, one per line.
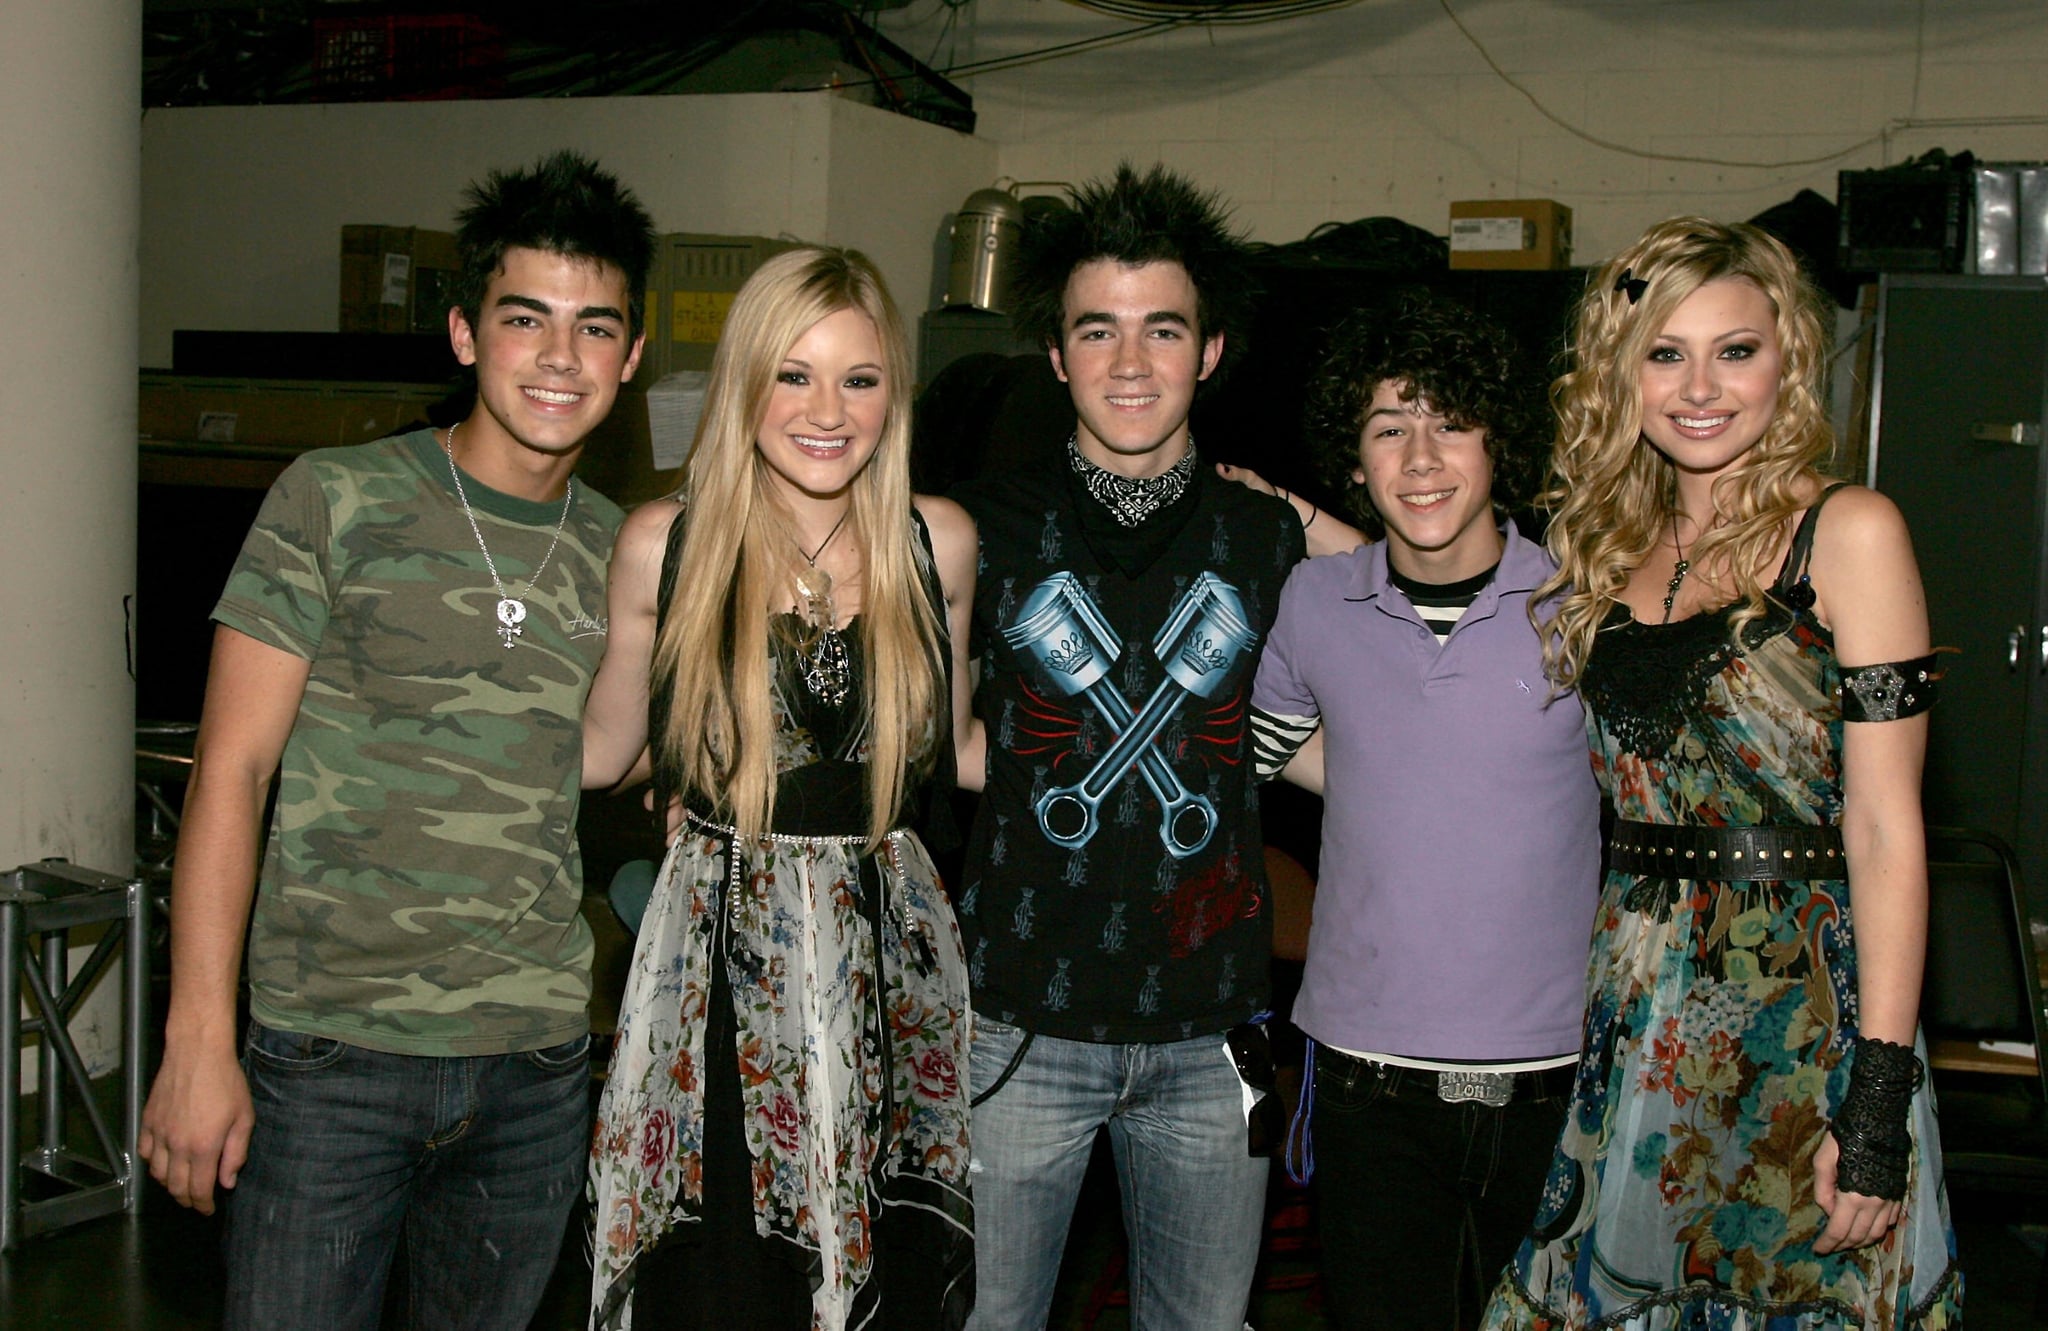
1483, 499, 1962, 1330
588, 517, 972, 1331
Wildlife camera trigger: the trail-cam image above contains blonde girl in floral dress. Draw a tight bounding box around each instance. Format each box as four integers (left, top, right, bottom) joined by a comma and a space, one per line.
581, 247, 980, 1331
1481, 219, 1962, 1329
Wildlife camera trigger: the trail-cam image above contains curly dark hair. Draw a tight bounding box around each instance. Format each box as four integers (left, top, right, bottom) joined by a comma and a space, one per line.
1010, 162, 1256, 378
1303, 287, 1548, 537
454, 149, 658, 339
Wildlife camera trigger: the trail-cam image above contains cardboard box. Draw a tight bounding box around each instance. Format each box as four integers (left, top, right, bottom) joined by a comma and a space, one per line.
644, 233, 801, 380
1448, 200, 1573, 270
340, 225, 461, 334
569, 387, 681, 508
138, 375, 446, 451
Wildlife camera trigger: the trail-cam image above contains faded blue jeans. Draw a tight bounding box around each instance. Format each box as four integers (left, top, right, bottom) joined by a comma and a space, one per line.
966, 1016, 1269, 1331
222, 1021, 590, 1331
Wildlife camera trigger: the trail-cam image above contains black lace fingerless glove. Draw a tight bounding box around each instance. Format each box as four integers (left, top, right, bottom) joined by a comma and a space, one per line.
1828, 1036, 1923, 1201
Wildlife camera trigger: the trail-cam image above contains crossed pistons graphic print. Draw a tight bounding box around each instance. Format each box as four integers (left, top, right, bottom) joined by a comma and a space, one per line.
1000, 571, 1258, 859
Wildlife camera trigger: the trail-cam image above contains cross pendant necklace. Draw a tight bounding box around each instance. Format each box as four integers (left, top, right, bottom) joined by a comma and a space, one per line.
443, 425, 573, 648
1661, 513, 1693, 623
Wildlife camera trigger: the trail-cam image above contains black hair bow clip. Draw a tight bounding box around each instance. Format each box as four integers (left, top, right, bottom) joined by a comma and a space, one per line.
1614, 268, 1647, 305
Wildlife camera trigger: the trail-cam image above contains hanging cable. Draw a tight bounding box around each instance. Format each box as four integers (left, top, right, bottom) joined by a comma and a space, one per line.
1060, 0, 1365, 23
1436, 0, 1886, 170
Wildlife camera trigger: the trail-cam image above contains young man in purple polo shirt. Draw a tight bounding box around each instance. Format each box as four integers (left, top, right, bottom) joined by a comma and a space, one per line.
1249, 290, 1602, 1331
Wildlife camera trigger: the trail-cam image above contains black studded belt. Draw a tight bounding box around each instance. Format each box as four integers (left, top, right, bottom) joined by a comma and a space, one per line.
1607, 819, 1845, 881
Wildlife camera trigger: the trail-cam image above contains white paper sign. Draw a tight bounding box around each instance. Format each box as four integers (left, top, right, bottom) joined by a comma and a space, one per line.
1449, 217, 1534, 252
380, 253, 412, 306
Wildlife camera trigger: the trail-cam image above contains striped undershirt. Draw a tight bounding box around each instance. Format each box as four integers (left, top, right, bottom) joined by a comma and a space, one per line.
1250, 708, 1318, 780
1388, 560, 1497, 644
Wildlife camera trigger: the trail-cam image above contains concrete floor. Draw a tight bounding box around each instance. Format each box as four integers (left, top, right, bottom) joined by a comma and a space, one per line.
2, 1122, 2042, 1330
5, 877, 2042, 1328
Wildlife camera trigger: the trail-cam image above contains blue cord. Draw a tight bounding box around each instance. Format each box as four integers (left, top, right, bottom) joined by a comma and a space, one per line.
1284, 1036, 1316, 1185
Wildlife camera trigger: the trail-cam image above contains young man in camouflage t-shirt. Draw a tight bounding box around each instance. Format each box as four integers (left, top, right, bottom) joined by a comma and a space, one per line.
139, 151, 654, 1328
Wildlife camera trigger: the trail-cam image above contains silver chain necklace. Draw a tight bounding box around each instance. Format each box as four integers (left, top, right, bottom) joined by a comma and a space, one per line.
442, 424, 573, 649
792, 507, 852, 706
1067, 434, 1196, 527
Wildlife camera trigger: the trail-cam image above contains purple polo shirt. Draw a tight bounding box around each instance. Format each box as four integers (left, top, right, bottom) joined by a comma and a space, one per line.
1252, 525, 1600, 1061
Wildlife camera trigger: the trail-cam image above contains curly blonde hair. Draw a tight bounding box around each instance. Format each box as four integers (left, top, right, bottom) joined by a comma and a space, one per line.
651, 247, 944, 848
1537, 217, 1837, 689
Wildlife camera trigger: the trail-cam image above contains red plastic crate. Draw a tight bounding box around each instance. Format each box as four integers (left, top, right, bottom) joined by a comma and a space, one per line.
312, 15, 504, 101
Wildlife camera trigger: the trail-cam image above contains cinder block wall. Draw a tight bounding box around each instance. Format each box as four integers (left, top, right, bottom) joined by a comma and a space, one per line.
882, 0, 2048, 265
139, 94, 994, 367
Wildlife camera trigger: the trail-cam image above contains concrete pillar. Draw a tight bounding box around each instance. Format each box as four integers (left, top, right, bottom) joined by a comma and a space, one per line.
2, 0, 143, 1081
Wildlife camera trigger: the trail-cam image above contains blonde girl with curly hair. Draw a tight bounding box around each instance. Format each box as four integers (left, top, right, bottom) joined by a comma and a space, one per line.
581, 246, 979, 1331
1482, 218, 1961, 1329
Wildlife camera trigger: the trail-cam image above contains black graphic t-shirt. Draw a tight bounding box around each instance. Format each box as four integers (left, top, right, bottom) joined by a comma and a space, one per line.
955, 454, 1304, 1042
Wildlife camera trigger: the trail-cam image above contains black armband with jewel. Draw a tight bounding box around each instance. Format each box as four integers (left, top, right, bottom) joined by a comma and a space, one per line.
1839, 652, 1939, 722
1828, 1036, 1923, 1201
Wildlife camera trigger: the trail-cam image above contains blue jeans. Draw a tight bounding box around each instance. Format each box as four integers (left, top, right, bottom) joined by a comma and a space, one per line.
966, 1017, 1269, 1331
223, 1022, 590, 1331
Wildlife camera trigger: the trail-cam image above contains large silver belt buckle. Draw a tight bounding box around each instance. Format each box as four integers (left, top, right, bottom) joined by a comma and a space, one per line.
1436, 1069, 1514, 1107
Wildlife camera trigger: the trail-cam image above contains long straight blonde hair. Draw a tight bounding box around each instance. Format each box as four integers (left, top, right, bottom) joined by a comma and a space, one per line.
650, 246, 944, 847
1538, 217, 1837, 690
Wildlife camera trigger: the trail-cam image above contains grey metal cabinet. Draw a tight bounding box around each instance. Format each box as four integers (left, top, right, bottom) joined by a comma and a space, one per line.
1868, 275, 2048, 910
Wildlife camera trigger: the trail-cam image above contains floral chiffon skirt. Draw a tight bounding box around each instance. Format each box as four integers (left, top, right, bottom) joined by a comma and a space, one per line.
1480, 869, 1962, 1330
588, 821, 973, 1330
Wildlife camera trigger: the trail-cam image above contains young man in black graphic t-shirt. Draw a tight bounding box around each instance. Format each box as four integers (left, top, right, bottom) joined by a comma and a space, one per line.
952, 164, 1308, 1331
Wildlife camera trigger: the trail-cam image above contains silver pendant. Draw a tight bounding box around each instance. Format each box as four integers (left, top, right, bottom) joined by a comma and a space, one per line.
801, 625, 852, 706
496, 597, 526, 648
794, 566, 833, 601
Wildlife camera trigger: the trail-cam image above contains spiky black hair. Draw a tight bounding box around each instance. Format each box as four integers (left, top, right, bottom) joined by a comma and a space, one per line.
1304, 287, 1548, 537
1011, 162, 1256, 376
454, 150, 657, 337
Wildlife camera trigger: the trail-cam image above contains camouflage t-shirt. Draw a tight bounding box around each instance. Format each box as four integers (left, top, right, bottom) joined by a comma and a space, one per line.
214, 429, 621, 1056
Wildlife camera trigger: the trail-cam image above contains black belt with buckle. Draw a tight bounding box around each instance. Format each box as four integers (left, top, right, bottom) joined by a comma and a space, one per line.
1607, 819, 1845, 881
1319, 1047, 1576, 1107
